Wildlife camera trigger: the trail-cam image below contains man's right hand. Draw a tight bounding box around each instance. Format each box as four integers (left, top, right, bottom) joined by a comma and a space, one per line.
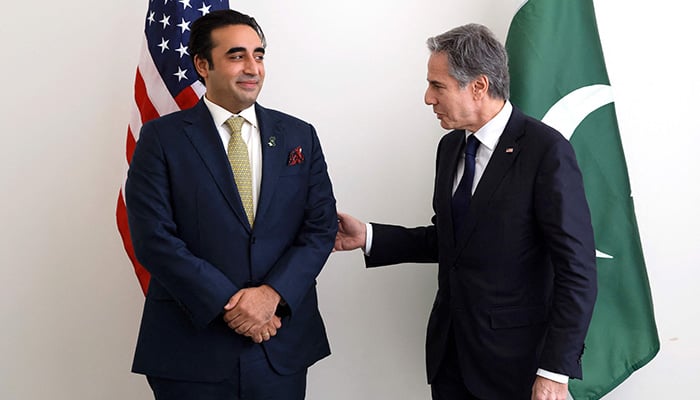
334, 212, 367, 252
223, 285, 281, 342
249, 316, 282, 344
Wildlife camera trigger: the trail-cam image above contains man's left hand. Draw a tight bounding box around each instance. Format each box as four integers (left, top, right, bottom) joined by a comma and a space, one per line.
223, 285, 281, 337
531, 376, 568, 400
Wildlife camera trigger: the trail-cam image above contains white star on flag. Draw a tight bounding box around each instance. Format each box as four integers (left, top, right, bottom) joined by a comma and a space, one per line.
173, 67, 188, 82
157, 38, 169, 53
177, 18, 191, 33
159, 14, 170, 29
175, 43, 189, 58
198, 3, 211, 16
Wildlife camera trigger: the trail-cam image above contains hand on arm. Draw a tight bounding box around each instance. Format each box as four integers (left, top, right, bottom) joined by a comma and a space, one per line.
223, 284, 282, 343
531, 376, 568, 400
334, 212, 367, 252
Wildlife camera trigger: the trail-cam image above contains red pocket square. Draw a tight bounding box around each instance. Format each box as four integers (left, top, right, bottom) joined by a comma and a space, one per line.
288, 146, 305, 166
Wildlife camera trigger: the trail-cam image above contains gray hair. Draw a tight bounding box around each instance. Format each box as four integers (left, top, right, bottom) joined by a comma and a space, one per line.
426, 23, 510, 100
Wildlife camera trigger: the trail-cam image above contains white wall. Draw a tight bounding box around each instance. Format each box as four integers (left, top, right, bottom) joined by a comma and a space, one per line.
0, 1, 696, 399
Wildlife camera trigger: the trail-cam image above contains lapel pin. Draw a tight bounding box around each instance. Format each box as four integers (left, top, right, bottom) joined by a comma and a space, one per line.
505, 147, 514, 153
268, 136, 277, 147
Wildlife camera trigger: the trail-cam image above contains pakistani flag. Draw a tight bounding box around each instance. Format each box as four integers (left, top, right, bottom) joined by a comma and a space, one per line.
505, 1, 660, 399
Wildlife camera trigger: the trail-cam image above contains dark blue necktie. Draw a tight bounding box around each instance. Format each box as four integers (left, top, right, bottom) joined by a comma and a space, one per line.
452, 134, 480, 236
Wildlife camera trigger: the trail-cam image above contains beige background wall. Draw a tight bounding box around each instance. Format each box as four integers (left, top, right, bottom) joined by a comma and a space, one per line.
0, 0, 697, 398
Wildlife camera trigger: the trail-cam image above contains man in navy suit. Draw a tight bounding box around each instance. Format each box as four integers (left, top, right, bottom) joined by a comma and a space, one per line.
126, 10, 337, 400
334, 24, 597, 400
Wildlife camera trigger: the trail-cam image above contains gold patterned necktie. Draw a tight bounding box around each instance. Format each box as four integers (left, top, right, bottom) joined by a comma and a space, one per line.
225, 116, 254, 226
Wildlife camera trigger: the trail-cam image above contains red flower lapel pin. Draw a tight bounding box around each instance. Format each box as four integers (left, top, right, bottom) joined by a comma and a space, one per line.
288, 146, 305, 166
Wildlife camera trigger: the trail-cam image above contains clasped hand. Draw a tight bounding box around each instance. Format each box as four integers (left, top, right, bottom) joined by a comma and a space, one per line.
223, 285, 282, 343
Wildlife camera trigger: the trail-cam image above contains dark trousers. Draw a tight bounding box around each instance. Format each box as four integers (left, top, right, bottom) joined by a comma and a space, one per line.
147, 344, 307, 400
430, 330, 480, 400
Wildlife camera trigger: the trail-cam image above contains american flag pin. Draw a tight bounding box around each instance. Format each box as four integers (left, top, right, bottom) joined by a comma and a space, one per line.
505, 147, 514, 153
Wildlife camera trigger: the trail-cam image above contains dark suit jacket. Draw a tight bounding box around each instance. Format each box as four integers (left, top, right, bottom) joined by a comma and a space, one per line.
367, 106, 597, 399
125, 100, 337, 381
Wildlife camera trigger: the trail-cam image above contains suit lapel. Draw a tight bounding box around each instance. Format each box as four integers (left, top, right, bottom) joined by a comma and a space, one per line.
455, 107, 526, 251
255, 104, 286, 224
183, 100, 251, 230
436, 131, 465, 248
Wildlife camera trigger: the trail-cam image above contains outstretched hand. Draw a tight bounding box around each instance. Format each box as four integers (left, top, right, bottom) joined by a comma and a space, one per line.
334, 212, 367, 252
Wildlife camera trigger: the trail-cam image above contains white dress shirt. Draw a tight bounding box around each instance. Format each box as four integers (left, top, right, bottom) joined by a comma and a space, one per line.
452, 101, 512, 194
365, 100, 568, 384
203, 96, 263, 213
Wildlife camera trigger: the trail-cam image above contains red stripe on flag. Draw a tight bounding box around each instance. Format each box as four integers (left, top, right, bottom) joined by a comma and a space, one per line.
175, 85, 201, 110
126, 127, 137, 164
122, 67, 158, 294
116, 191, 150, 294
134, 69, 160, 123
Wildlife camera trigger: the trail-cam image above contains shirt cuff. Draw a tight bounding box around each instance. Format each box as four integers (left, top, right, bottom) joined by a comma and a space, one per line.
364, 223, 373, 256
536, 368, 569, 384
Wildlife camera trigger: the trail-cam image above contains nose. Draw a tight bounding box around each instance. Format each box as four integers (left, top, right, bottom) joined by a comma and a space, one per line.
424, 88, 436, 105
243, 54, 259, 76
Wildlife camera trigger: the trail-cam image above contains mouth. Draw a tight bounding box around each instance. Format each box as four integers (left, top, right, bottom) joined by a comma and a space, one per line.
237, 80, 259, 90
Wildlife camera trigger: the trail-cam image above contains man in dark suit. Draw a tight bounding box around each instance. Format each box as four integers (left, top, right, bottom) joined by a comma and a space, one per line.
125, 10, 337, 400
334, 24, 597, 400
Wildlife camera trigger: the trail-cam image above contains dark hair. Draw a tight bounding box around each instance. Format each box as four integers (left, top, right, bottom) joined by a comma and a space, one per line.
189, 9, 266, 82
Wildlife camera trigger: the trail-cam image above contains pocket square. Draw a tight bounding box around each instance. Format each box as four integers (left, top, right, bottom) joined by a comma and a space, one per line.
288, 146, 305, 166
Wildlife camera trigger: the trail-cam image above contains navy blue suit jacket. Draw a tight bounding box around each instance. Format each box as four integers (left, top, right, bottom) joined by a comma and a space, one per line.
366, 106, 597, 399
125, 100, 337, 381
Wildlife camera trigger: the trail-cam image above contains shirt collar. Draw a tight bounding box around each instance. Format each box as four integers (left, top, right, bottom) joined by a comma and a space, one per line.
202, 96, 259, 130
470, 100, 513, 151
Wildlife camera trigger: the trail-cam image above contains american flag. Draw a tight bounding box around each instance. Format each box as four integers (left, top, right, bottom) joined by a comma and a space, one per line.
117, 0, 230, 294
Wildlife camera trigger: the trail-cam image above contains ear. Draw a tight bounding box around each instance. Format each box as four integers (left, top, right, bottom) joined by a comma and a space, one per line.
472, 75, 489, 100
194, 55, 210, 80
